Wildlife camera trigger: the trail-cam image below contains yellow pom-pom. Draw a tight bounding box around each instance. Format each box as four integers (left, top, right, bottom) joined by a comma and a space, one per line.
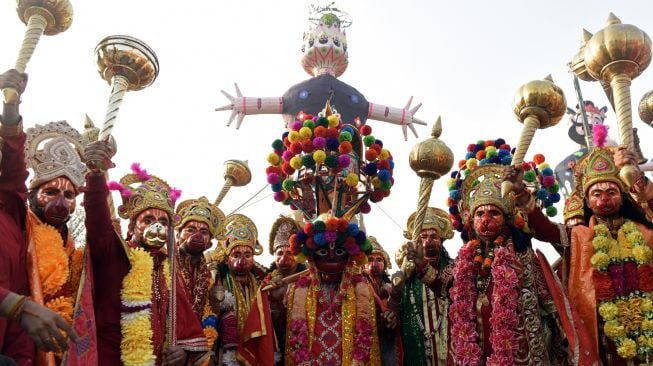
313, 150, 326, 164
288, 131, 301, 143
616, 338, 637, 359
466, 158, 478, 170
379, 149, 390, 160
295, 253, 307, 263
592, 236, 610, 251
299, 127, 313, 140
290, 156, 303, 170
633, 245, 652, 264
267, 153, 281, 166
537, 162, 550, 170
371, 177, 381, 188
345, 173, 359, 187
590, 252, 610, 270
327, 115, 339, 127
484, 146, 496, 152
598, 302, 619, 321
603, 320, 626, 338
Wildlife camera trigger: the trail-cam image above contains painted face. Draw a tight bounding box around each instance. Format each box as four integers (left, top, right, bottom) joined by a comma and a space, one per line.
313, 245, 349, 275
587, 182, 622, 217
419, 228, 442, 260
227, 245, 254, 276
473, 204, 505, 242
365, 253, 385, 276
274, 245, 297, 275
36, 177, 76, 226
132, 208, 170, 249
178, 220, 212, 254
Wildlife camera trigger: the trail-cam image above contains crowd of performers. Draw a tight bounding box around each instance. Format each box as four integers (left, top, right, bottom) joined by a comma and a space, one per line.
2, 60, 653, 366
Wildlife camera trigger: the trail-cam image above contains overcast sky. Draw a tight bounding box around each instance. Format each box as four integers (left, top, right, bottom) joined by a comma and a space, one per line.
2, 0, 652, 266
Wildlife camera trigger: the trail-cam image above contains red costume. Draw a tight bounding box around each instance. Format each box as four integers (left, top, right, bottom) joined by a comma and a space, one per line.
84, 173, 208, 365
0, 128, 34, 365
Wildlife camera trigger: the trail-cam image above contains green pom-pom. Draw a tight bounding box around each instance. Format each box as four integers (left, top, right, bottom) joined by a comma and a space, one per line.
282, 179, 295, 191
317, 116, 329, 127
303, 120, 315, 130
548, 182, 559, 194
546, 205, 557, 217
302, 155, 315, 168
380, 180, 392, 190
361, 239, 373, 254
272, 139, 284, 150
485, 149, 498, 158
363, 135, 375, 147
312, 221, 326, 232
339, 131, 352, 142
524, 170, 537, 183
325, 154, 338, 168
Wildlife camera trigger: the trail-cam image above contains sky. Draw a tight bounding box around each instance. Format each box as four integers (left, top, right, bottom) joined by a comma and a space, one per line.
2, 0, 653, 267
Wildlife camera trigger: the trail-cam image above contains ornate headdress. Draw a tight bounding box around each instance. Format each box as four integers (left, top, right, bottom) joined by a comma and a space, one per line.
175, 196, 226, 238
25, 121, 88, 191
224, 213, 263, 255
563, 190, 585, 224
109, 163, 181, 223
268, 215, 302, 255
367, 235, 391, 269
580, 147, 624, 197
405, 206, 454, 241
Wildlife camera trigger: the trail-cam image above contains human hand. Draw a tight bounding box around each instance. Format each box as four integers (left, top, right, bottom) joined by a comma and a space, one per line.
0, 69, 27, 125
380, 310, 398, 330
19, 299, 79, 353
162, 346, 187, 366
614, 146, 640, 171
83, 140, 116, 174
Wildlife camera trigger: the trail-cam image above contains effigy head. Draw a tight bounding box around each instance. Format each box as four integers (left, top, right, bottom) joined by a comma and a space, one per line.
302, 4, 352, 77
566, 101, 608, 146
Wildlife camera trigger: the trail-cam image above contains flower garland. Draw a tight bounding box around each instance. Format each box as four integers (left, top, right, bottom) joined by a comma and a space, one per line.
591, 220, 653, 360
449, 241, 520, 365
33, 223, 75, 326
120, 248, 171, 366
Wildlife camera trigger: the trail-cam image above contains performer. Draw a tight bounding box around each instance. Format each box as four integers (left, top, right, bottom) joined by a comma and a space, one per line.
211, 213, 265, 365
508, 143, 653, 364
260, 215, 305, 365
447, 138, 573, 365
389, 207, 453, 366
82, 145, 208, 366
175, 197, 225, 351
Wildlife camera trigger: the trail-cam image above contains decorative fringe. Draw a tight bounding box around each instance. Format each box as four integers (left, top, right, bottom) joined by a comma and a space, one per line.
593, 124, 608, 148
130, 162, 150, 181
169, 188, 182, 203
107, 180, 132, 198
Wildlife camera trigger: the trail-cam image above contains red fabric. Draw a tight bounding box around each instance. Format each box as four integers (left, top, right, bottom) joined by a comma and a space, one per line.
0, 131, 34, 366
84, 174, 207, 365
237, 289, 275, 366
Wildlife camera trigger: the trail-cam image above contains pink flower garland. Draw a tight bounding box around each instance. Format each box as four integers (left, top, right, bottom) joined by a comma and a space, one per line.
449, 243, 520, 365
352, 274, 373, 363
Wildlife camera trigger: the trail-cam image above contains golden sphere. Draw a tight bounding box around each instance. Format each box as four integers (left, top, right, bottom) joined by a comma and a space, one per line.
17, 0, 73, 35
512, 76, 567, 128
639, 90, 653, 125
224, 160, 252, 186
570, 29, 595, 82
408, 118, 454, 180
95, 35, 159, 91
584, 14, 652, 81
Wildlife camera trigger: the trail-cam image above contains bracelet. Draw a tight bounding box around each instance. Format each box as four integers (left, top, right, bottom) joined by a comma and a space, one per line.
420, 265, 438, 286
8, 296, 28, 321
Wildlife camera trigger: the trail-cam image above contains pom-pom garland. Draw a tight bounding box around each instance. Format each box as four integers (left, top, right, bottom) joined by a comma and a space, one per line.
289, 216, 372, 263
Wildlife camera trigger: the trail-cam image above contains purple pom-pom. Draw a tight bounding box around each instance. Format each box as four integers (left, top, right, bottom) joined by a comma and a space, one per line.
313, 137, 326, 149
291, 121, 303, 131
363, 163, 378, 176
273, 191, 286, 202
542, 175, 555, 187
338, 154, 350, 168
296, 230, 307, 244
326, 137, 340, 151
267, 173, 280, 185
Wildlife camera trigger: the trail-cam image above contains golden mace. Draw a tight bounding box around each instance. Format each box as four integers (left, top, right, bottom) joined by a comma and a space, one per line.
3, 0, 73, 103
95, 35, 159, 141
501, 76, 566, 197
402, 117, 453, 279
583, 13, 651, 186
214, 160, 252, 206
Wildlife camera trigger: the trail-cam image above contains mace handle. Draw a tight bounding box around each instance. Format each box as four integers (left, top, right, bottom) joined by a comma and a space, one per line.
501, 115, 540, 196
214, 178, 234, 206
611, 73, 640, 187
98, 75, 129, 141
3, 14, 47, 103
404, 177, 434, 278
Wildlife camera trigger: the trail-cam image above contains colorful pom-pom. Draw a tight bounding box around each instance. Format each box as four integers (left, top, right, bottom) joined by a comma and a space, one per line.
338, 141, 352, 154
291, 121, 303, 131
338, 154, 351, 168
316, 116, 329, 127
282, 179, 294, 191
313, 136, 326, 149
288, 131, 301, 143
360, 202, 371, 214
338, 131, 352, 142
327, 115, 339, 127
363, 135, 375, 147
365, 149, 378, 161
313, 150, 326, 164
267, 173, 280, 185
302, 140, 314, 153
272, 139, 284, 150
379, 149, 390, 160
303, 120, 315, 130
377, 169, 391, 181
324, 154, 338, 168
360, 125, 372, 135
542, 175, 555, 188
302, 155, 315, 168
466, 158, 478, 170
326, 137, 340, 151
290, 142, 303, 154
299, 127, 313, 139
290, 156, 303, 170
314, 126, 327, 138
533, 153, 545, 165
267, 153, 281, 166
546, 205, 557, 217
273, 191, 287, 202
345, 173, 359, 187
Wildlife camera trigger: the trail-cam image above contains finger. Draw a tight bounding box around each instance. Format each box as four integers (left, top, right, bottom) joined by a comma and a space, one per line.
37, 328, 58, 352
215, 104, 234, 112
55, 315, 79, 342
47, 318, 69, 349
227, 109, 237, 126
408, 123, 419, 138
220, 90, 235, 102
412, 117, 427, 126
28, 331, 46, 351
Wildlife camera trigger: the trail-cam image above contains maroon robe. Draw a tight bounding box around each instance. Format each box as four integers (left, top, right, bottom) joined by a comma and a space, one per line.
84, 174, 208, 365
0, 130, 34, 365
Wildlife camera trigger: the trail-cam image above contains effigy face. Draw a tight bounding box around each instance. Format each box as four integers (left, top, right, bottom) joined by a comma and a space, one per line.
365, 253, 385, 276
178, 220, 212, 254
587, 182, 623, 217
314, 245, 349, 275
301, 12, 349, 77
472, 204, 505, 242
227, 245, 255, 276
274, 245, 297, 274
34, 176, 76, 226
133, 208, 170, 248
419, 228, 442, 260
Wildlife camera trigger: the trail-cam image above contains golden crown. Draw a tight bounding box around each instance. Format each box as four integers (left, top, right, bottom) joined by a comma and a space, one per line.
580, 147, 624, 197
368, 235, 392, 269
563, 190, 585, 223
25, 121, 88, 190
224, 213, 263, 255
116, 170, 178, 223
175, 196, 225, 238
461, 165, 512, 219
268, 215, 301, 255
405, 206, 454, 241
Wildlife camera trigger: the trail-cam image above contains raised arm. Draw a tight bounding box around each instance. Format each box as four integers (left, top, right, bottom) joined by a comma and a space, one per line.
0, 69, 29, 193
215, 83, 284, 129
367, 96, 428, 141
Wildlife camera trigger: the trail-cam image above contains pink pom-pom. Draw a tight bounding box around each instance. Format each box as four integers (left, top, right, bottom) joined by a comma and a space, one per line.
291, 121, 303, 131
169, 187, 182, 203
130, 162, 150, 181
338, 154, 351, 168
267, 173, 280, 185
282, 150, 295, 162
542, 175, 555, 188
593, 124, 608, 148
313, 137, 326, 149
273, 191, 287, 202
107, 181, 132, 198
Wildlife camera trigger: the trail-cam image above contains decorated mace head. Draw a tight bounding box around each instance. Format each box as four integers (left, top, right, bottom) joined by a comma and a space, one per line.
94, 35, 159, 91
570, 29, 595, 82
512, 75, 567, 128
223, 160, 251, 187
17, 0, 73, 35
583, 13, 652, 82
639, 90, 653, 126
408, 117, 454, 180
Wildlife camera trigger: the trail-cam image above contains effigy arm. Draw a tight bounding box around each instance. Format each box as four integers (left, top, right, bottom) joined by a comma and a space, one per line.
215, 83, 283, 129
